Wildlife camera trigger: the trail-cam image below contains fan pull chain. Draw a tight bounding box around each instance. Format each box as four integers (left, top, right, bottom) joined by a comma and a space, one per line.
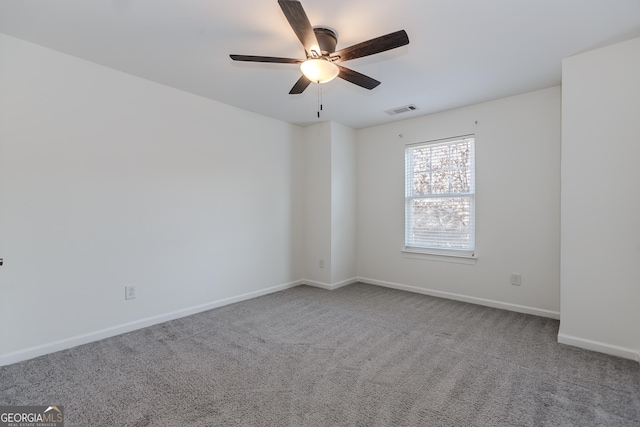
316, 81, 325, 119
317, 81, 320, 118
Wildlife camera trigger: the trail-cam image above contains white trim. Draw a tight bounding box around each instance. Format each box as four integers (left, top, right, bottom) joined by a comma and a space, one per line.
303, 277, 357, 291
7, 278, 637, 367
557, 333, 640, 363
357, 277, 560, 319
0, 280, 302, 367
404, 134, 475, 148
402, 249, 477, 265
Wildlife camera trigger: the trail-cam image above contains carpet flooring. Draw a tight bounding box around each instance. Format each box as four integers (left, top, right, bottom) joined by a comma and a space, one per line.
1, 283, 639, 426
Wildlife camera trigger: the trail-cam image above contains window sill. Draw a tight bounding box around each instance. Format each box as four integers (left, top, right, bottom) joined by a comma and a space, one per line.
401, 248, 477, 265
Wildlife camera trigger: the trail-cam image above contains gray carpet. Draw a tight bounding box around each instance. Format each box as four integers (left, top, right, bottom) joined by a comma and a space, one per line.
1, 283, 639, 426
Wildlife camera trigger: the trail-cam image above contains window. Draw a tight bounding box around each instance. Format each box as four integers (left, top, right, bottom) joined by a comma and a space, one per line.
404, 135, 475, 257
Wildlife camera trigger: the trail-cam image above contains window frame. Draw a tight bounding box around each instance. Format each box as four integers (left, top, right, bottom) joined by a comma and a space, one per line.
404, 135, 476, 261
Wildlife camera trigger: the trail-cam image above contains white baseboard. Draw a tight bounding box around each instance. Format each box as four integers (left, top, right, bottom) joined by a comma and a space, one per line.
303, 277, 357, 291
5, 278, 636, 367
358, 277, 561, 320
0, 280, 302, 367
557, 333, 640, 363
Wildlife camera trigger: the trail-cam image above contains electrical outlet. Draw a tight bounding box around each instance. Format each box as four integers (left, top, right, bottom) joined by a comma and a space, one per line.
511, 274, 522, 286
125, 286, 136, 300
319, 259, 324, 269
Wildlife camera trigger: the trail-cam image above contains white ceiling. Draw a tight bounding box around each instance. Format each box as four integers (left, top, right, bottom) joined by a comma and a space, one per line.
1, 0, 640, 129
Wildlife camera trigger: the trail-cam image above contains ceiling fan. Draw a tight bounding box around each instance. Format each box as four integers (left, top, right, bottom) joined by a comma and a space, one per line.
230, 0, 409, 94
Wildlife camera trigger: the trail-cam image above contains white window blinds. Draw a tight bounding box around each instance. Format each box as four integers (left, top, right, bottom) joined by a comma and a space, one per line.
405, 136, 475, 256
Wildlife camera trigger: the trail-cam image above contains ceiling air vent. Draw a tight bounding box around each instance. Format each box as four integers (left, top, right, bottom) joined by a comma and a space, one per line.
385, 104, 419, 116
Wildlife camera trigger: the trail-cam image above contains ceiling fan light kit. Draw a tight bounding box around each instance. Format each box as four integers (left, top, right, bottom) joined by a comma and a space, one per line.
300, 58, 339, 83
230, 0, 409, 94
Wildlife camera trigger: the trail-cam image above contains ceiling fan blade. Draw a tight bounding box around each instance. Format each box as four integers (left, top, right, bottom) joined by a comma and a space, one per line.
230, 54, 303, 64
331, 30, 409, 63
336, 65, 381, 90
289, 75, 312, 94
278, 0, 320, 56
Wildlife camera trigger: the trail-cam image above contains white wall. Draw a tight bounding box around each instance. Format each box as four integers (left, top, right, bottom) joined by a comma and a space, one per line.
559, 37, 640, 361
0, 34, 305, 365
356, 87, 561, 317
303, 121, 357, 288
5, 28, 636, 365
303, 123, 332, 285
330, 122, 357, 285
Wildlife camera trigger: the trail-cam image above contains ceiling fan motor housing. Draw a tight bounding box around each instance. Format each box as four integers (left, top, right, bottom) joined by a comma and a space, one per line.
313, 26, 338, 56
